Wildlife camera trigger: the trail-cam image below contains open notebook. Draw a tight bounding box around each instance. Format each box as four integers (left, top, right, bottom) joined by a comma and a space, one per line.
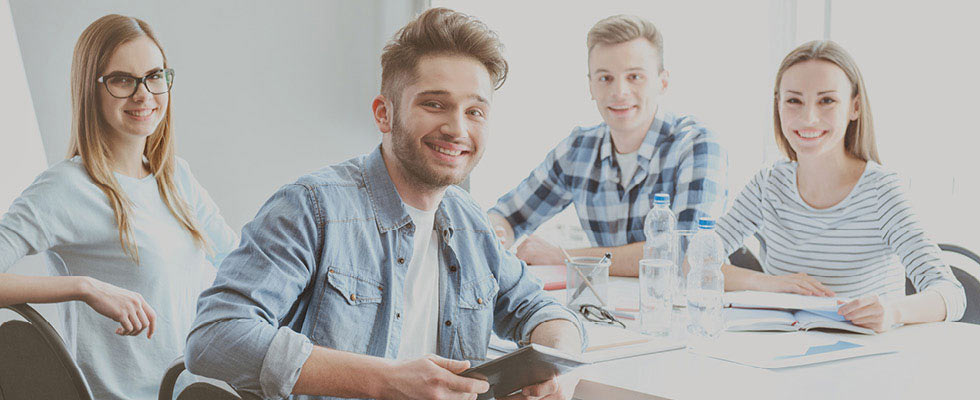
723, 291, 874, 335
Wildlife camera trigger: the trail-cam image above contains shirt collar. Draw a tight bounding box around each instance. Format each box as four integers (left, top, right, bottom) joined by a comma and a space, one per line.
362, 145, 413, 233
599, 106, 669, 166
362, 145, 458, 235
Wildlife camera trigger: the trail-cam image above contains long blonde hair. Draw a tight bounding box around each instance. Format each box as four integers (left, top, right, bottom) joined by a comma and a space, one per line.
773, 40, 880, 163
68, 14, 209, 264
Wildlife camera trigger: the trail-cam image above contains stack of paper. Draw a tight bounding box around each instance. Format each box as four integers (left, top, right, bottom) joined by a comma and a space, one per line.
489, 322, 683, 363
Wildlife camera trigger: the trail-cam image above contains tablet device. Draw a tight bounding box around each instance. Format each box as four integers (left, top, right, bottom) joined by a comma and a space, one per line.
461, 344, 589, 400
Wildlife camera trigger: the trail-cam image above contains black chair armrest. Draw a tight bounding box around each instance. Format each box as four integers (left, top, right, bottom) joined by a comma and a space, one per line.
159, 355, 187, 400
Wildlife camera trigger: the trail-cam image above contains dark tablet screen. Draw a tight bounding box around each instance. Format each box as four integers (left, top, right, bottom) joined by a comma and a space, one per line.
461, 344, 588, 400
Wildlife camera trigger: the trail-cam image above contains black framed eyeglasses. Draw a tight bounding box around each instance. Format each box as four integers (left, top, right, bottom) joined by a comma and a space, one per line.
578, 304, 625, 329
96, 68, 175, 99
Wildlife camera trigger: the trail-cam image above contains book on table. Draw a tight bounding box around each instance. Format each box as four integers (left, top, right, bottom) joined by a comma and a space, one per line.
723, 290, 874, 335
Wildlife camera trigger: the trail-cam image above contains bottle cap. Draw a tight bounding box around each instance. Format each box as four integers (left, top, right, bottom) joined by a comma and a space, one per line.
653, 193, 670, 206
698, 218, 715, 230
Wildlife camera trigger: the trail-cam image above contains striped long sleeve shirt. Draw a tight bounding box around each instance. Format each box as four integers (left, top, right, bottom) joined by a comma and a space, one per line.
715, 160, 966, 321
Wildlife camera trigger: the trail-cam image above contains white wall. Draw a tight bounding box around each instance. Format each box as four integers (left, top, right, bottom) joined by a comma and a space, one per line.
830, 1, 980, 257
8, 0, 422, 231
0, 0, 55, 330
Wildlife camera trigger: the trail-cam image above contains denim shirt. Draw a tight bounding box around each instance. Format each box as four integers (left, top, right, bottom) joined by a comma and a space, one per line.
185, 146, 585, 400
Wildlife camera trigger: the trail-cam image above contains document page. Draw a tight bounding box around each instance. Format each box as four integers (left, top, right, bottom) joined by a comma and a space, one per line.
724, 291, 846, 312
690, 331, 894, 368
794, 310, 874, 335
724, 308, 799, 332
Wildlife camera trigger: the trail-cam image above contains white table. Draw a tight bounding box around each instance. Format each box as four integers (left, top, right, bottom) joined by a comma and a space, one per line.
551, 278, 979, 399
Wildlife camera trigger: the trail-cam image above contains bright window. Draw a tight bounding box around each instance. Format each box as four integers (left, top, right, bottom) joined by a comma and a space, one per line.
831, 1, 980, 256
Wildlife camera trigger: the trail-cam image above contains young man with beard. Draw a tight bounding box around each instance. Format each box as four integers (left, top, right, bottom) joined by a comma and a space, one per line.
185, 8, 584, 400
489, 15, 728, 277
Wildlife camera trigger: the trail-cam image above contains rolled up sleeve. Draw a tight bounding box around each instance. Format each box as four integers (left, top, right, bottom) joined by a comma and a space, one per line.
186, 184, 321, 398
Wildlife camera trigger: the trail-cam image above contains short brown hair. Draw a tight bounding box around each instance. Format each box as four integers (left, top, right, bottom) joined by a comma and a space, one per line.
773, 40, 879, 163
587, 15, 664, 71
380, 7, 507, 103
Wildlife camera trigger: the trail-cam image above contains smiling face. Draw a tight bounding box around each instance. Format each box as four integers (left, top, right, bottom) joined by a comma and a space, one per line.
98, 36, 168, 145
777, 60, 860, 161
588, 38, 667, 139
379, 54, 493, 190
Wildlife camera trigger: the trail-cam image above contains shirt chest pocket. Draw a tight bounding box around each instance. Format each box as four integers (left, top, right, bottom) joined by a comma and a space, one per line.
456, 274, 499, 360
326, 268, 385, 304
311, 266, 385, 351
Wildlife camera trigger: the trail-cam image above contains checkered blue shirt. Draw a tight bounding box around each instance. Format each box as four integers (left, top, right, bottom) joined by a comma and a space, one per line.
489, 109, 728, 247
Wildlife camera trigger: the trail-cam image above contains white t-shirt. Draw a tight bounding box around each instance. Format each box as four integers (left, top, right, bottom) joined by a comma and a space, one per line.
396, 204, 440, 360
0, 156, 238, 400
614, 150, 640, 184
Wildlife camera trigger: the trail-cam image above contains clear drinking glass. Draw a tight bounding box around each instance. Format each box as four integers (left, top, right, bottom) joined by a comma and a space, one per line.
639, 259, 674, 336
674, 230, 697, 308
565, 256, 611, 308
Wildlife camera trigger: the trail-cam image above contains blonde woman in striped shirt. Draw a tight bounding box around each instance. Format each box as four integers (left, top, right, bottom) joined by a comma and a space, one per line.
716, 41, 965, 332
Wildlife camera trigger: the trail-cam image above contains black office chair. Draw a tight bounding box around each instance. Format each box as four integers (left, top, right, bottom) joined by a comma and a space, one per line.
904, 243, 980, 325
0, 303, 94, 400
728, 246, 764, 273
728, 233, 767, 273
159, 356, 252, 400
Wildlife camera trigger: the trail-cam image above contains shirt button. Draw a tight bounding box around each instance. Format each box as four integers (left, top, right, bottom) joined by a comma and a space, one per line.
349, 293, 357, 302
397, 257, 405, 264
378, 285, 383, 291
476, 298, 483, 305
449, 265, 457, 272
396, 313, 401, 319
445, 320, 452, 327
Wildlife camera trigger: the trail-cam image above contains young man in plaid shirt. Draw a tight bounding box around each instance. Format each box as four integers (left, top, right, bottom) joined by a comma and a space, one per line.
489, 15, 728, 276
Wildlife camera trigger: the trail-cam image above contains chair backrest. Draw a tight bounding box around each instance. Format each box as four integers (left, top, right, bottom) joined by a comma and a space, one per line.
728, 246, 763, 273
727, 233, 767, 273
0, 304, 93, 400
159, 356, 244, 400
904, 244, 980, 325
177, 383, 244, 400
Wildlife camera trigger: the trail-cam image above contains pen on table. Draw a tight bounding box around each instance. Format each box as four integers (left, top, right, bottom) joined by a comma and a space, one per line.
608, 309, 636, 321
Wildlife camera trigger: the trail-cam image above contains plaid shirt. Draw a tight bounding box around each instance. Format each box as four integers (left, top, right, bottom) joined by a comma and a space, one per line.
490, 108, 728, 247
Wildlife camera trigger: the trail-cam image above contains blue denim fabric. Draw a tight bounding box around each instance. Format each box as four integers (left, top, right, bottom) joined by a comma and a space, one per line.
186, 146, 585, 399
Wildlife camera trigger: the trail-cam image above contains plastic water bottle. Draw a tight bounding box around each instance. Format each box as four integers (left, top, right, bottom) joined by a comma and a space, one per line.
642, 193, 675, 261
686, 218, 725, 339
640, 193, 675, 335
643, 194, 681, 303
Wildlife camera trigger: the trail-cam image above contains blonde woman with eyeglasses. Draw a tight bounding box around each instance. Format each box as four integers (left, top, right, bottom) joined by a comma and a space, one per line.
0, 15, 236, 399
